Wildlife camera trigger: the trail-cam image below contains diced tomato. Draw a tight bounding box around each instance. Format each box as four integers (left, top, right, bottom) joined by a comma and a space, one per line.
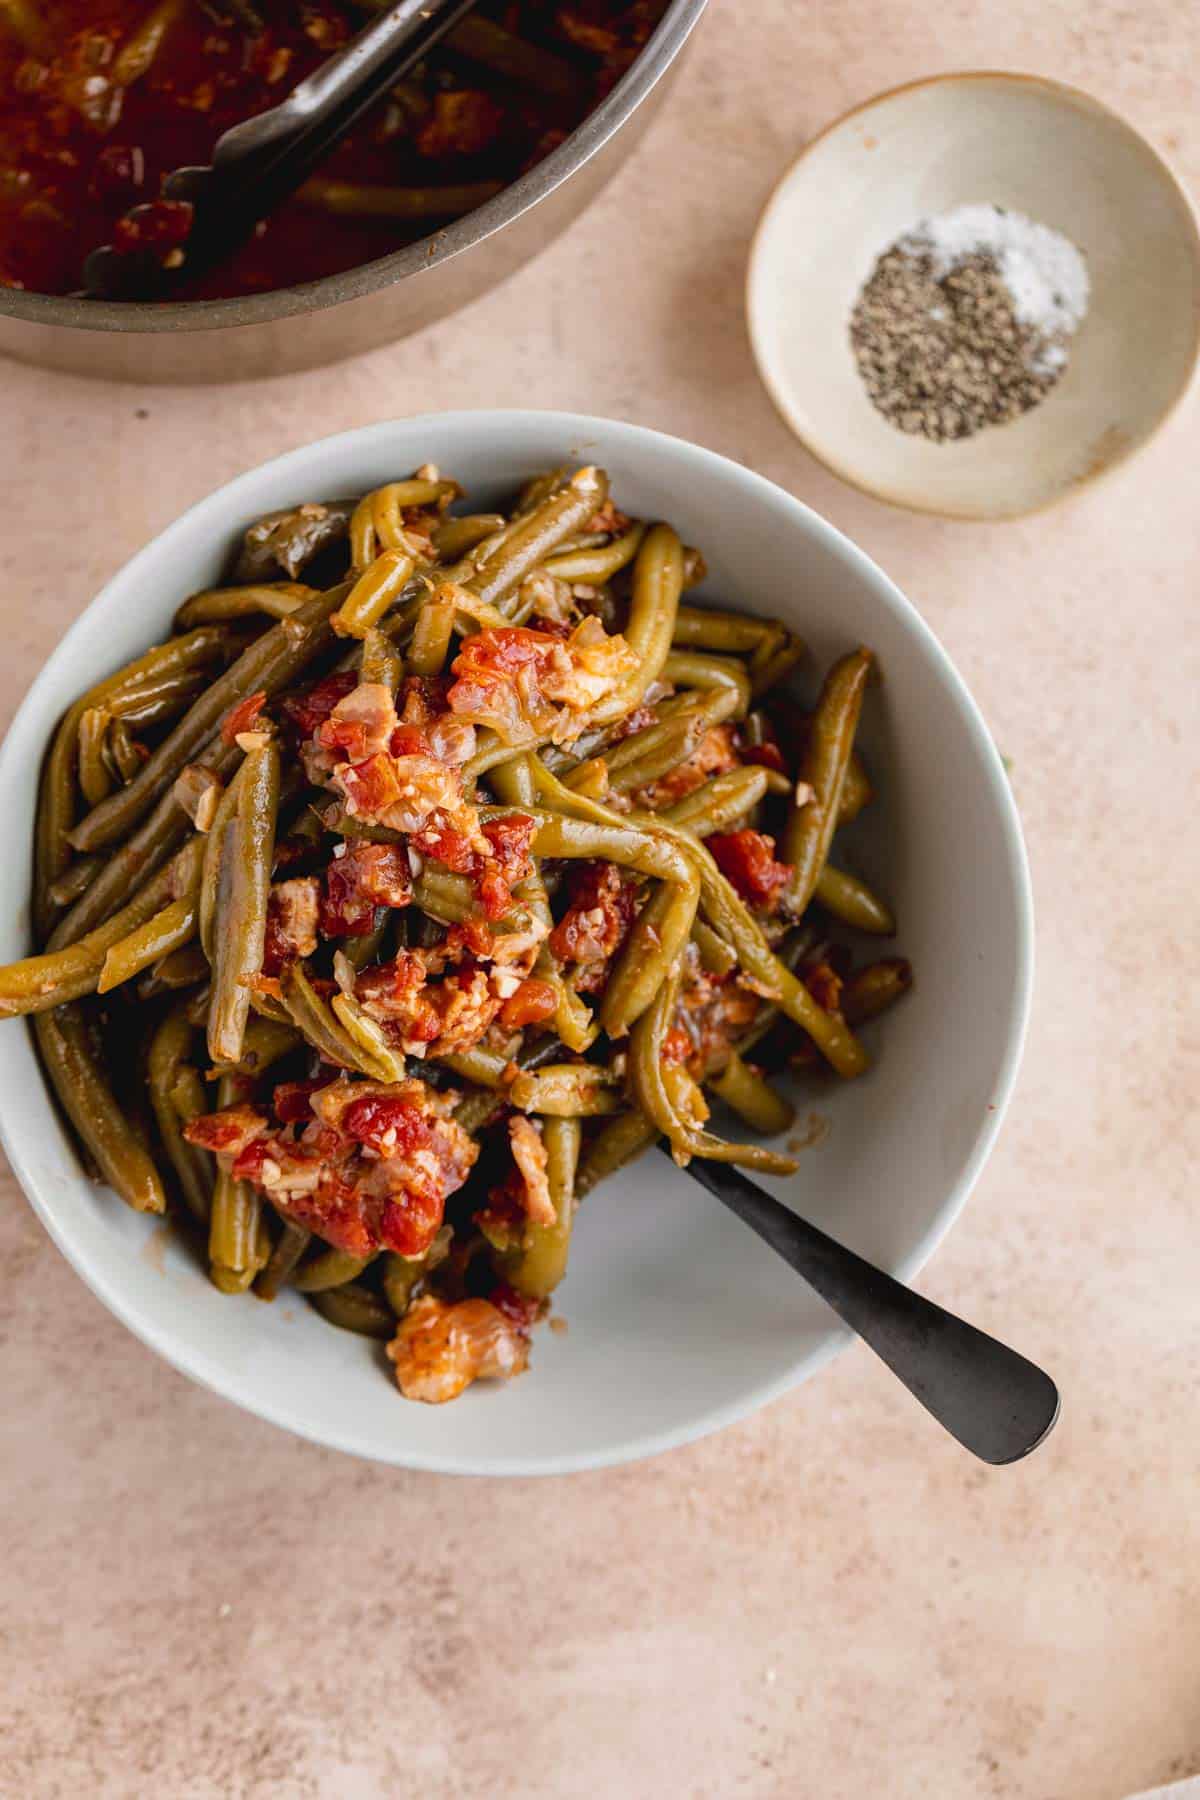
220, 689, 267, 745
273, 1080, 325, 1124
453, 626, 559, 677
499, 977, 558, 1029
482, 813, 536, 880
321, 843, 412, 939
279, 670, 357, 739
662, 1025, 693, 1065
548, 862, 638, 965
112, 197, 193, 254
337, 751, 403, 819
341, 1094, 431, 1157
411, 820, 476, 874
706, 830, 793, 913
231, 1139, 274, 1183
388, 724, 431, 758
281, 1175, 378, 1260
741, 740, 788, 775
379, 1188, 445, 1259
183, 1103, 266, 1156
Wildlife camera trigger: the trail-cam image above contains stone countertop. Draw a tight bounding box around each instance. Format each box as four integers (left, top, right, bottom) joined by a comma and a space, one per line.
2, 2, 1198, 1795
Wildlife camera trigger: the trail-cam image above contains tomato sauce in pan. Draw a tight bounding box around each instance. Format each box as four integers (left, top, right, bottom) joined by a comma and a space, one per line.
0, 1, 667, 299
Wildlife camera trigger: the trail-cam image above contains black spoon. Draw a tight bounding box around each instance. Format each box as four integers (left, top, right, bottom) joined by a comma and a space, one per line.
667, 1148, 1059, 1464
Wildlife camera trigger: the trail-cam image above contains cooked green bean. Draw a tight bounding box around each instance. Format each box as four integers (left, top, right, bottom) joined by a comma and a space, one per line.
359, 626, 403, 689
541, 521, 647, 582
47, 855, 102, 912
662, 765, 770, 836
661, 649, 752, 715
208, 1070, 266, 1287
198, 757, 242, 963
407, 590, 456, 674
308, 1281, 395, 1337
280, 961, 402, 1081
467, 466, 608, 611
69, 585, 347, 855
575, 1107, 657, 1198
98, 894, 197, 994
255, 1221, 312, 1302
509, 1065, 621, 1116
147, 941, 210, 991
587, 522, 683, 725
108, 719, 143, 785
843, 958, 913, 1025
174, 583, 315, 628
292, 1248, 376, 1293
673, 605, 786, 654
35, 1004, 166, 1215
110, 0, 185, 87
297, 177, 503, 219
432, 513, 506, 562
77, 708, 115, 808
0, 836, 203, 1017
331, 550, 415, 638
446, 12, 584, 103
34, 624, 231, 939
207, 738, 279, 1065
782, 649, 873, 912
709, 1052, 796, 1136
814, 864, 895, 935
750, 633, 805, 699
501, 1115, 581, 1298
629, 967, 797, 1175
691, 918, 739, 976
147, 1003, 212, 1223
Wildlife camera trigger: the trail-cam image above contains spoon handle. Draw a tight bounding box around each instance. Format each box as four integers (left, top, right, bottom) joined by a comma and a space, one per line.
677, 1153, 1060, 1464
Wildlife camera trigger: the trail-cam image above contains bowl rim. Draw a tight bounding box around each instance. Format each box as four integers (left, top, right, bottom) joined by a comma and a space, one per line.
0, 410, 1035, 1474
0, 0, 708, 337
745, 68, 1200, 522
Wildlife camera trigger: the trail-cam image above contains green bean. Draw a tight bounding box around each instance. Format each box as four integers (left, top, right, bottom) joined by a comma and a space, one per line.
308, 1282, 395, 1338
500, 1115, 580, 1298
709, 1051, 796, 1135
208, 1070, 266, 1286
412, 867, 481, 924
198, 757, 242, 962
208, 738, 279, 1065
509, 1065, 621, 1117
147, 1003, 212, 1223
814, 864, 895, 935
466, 467, 608, 611
750, 633, 806, 699
292, 1248, 376, 1293
217, 1015, 301, 1076
661, 649, 752, 716
514, 468, 568, 514
662, 765, 770, 836
34, 624, 232, 938
98, 894, 197, 994
603, 692, 741, 798
280, 962, 401, 1081
446, 11, 584, 101
108, 719, 144, 785
438, 1045, 511, 1088
541, 521, 647, 583
147, 941, 210, 992
255, 1220, 312, 1302
0, 0, 49, 53
432, 513, 506, 562
840, 750, 873, 824
575, 1107, 657, 1198
0, 836, 203, 1017
359, 627, 402, 689
673, 606, 785, 654
35, 1004, 166, 1215
691, 918, 738, 976
47, 855, 102, 912
328, 990, 407, 1081
843, 958, 912, 1025
331, 550, 415, 638
297, 177, 502, 219
629, 966, 797, 1174
77, 708, 115, 808
368, 479, 460, 559
69, 585, 347, 855
587, 523, 683, 725
782, 649, 873, 912
174, 583, 315, 628
407, 590, 456, 674
340, 915, 391, 972
601, 874, 698, 1039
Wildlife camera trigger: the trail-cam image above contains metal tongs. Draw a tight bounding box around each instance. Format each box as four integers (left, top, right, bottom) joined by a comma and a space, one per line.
84, 0, 478, 300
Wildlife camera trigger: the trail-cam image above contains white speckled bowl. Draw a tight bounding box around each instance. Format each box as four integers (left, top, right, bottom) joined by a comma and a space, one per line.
0, 413, 1032, 1474
747, 73, 1200, 519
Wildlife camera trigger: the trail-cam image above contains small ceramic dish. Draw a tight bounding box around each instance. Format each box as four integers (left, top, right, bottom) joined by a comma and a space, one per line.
746, 72, 1200, 520
0, 412, 1032, 1474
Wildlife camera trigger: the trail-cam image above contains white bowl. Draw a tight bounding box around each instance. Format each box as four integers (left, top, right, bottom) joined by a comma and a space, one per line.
746, 73, 1200, 520
0, 413, 1033, 1474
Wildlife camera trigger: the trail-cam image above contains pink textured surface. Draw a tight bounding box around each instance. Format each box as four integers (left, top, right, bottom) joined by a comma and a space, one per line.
2, 2, 1199, 1795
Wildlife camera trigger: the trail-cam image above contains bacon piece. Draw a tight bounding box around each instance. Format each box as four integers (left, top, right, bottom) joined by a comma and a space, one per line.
320, 842, 412, 938
413, 810, 536, 922
548, 861, 638, 987
273, 1079, 326, 1124
509, 1115, 555, 1226
279, 670, 357, 739
263, 876, 320, 975
220, 689, 266, 746
632, 722, 739, 808
183, 1104, 267, 1158
317, 681, 398, 763
499, 976, 557, 1029
386, 1294, 529, 1404
447, 619, 636, 746
706, 830, 793, 913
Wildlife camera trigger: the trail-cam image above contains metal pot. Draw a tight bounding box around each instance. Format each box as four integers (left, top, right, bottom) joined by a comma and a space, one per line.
0, 1, 707, 384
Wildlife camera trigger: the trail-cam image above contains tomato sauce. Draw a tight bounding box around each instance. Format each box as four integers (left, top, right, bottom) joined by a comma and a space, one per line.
0, 0, 668, 298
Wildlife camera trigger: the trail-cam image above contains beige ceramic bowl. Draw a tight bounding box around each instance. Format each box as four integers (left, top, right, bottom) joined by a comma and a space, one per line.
746, 73, 1200, 519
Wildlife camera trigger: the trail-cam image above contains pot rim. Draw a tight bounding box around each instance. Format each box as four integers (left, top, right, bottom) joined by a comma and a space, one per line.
0, 0, 707, 336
